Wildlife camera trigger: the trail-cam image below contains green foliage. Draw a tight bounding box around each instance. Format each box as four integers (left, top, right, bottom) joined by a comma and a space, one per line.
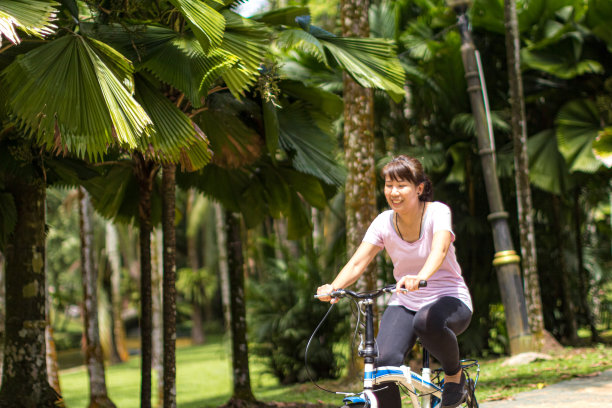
248, 244, 346, 384
0, 0, 59, 45
2, 33, 153, 161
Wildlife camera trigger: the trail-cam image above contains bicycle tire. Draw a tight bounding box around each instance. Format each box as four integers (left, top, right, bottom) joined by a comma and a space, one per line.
464, 378, 478, 408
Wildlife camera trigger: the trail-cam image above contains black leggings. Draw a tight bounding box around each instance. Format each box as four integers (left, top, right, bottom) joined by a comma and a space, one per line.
373, 297, 472, 407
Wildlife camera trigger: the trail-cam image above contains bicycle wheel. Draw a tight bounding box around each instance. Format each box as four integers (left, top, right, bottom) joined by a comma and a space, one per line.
463, 378, 478, 408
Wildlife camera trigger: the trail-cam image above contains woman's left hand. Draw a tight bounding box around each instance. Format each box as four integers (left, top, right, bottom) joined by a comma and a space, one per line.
396, 275, 424, 292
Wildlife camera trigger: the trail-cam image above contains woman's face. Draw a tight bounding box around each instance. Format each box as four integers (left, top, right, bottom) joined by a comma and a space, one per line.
384, 177, 422, 211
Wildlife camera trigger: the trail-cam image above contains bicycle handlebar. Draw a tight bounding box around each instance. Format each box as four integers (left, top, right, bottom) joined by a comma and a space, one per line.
314, 281, 427, 300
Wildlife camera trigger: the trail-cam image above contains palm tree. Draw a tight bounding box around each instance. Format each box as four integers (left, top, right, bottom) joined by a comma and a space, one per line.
79, 187, 116, 408
340, 0, 378, 298
502, 0, 546, 346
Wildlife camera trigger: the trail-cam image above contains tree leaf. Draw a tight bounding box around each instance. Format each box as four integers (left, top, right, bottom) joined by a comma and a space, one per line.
527, 129, 572, 195
2, 34, 152, 160
0, 0, 58, 45
556, 99, 604, 173
168, 0, 225, 52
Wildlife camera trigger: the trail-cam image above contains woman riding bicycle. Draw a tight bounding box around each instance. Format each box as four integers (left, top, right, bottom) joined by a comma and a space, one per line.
317, 155, 473, 408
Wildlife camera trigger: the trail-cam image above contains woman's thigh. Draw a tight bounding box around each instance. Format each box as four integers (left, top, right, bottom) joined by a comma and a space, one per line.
376, 305, 418, 366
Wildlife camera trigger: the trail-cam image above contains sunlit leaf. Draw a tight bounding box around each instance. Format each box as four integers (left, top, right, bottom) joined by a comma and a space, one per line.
0, 0, 58, 45
556, 99, 604, 173
1, 34, 152, 160
168, 0, 225, 52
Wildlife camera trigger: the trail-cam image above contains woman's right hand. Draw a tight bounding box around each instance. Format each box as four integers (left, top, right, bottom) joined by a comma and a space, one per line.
316, 284, 339, 304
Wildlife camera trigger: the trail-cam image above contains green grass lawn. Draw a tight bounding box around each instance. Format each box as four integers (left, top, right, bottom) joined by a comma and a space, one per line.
59, 335, 612, 407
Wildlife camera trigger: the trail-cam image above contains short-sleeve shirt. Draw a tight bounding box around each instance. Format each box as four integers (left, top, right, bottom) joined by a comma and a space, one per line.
362, 202, 473, 312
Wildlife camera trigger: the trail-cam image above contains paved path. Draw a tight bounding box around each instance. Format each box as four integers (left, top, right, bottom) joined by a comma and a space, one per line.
480, 369, 612, 407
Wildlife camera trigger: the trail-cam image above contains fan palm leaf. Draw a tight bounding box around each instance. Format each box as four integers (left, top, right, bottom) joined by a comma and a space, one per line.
83, 24, 238, 108
556, 99, 604, 173
278, 21, 405, 101
593, 127, 612, 168
251, 6, 310, 27
277, 101, 345, 186
1, 33, 153, 160
527, 129, 573, 195
276, 29, 327, 64
219, 10, 270, 98
134, 74, 211, 171
168, 0, 225, 52
0, 0, 58, 45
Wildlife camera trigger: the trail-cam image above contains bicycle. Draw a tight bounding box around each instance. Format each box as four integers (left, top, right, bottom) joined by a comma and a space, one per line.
309, 284, 479, 408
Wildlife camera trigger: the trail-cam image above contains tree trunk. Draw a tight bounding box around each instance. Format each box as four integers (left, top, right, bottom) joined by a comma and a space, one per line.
551, 195, 578, 344
572, 189, 600, 342
105, 222, 129, 363
225, 212, 256, 406
186, 189, 205, 345
215, 203, 231, 332
134, 153, 157, 408
340, 0, 378, 294
502, 0, 552, 350
0, 169, 63, 407
161, 164, 177, 408
79, 187, 116, 408
151, 228, 163, 408
45, 325, 61, 395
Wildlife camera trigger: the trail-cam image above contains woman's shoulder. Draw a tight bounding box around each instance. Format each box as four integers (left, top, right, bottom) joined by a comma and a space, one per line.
429, 201, 452, 213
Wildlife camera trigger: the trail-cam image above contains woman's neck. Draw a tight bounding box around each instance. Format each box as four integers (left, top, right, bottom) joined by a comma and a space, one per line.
395, 201, 427, 242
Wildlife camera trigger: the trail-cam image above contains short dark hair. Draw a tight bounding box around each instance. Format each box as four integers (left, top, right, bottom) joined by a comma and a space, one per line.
382, 155, 433, 201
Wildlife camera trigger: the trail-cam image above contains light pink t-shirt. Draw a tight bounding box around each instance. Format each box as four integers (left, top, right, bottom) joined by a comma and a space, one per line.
362, 202, 473, 312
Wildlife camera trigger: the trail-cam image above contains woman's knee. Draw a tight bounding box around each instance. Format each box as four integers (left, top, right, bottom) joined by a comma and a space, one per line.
413, 312, 443, 338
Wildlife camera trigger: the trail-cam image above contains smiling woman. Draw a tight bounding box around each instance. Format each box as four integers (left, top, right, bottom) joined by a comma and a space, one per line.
317, 155, 473, 408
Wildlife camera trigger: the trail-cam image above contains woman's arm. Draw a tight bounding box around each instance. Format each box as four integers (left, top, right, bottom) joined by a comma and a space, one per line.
317, 242, 382, 302
397, 230, 452, 291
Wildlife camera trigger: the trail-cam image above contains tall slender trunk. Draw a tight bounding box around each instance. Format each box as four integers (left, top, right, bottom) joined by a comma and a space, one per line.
503, 0, 548, 347
225, 212, 256, 406
105, 222, 129, 363
572, 189, 599, 342
79, 187, 116, 408
134, 153, 157, 408
341, 0, 377, 293
161, 164, 177, 408
186, 189, 205, 345
45, 326, 61, 395
215, 203, 231, 332
551, 195, 578, 344
0, 167, 63, 407
151, 229, 163, 408
340, 0, 378, 374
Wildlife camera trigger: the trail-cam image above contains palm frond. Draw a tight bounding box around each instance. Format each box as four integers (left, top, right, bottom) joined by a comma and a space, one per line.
555, 99, 604, 173
134, 75, 211, 171
168, 0, 225, 52
277, 102, 345, 186
276, 29, 327, 64
194, 108, 262, 169
1, 33, 152, 161
0, 0, 58, 45
220, 10, 270, 99
319, 36, 405, 101
593, 127, 612, 168
251, 6, 310, 27
83, 24, 237, 107
527, 129, 572, 195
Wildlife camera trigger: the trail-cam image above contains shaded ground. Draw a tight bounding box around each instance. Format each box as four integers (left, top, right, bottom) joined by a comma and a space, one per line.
480, 368, 612, 408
